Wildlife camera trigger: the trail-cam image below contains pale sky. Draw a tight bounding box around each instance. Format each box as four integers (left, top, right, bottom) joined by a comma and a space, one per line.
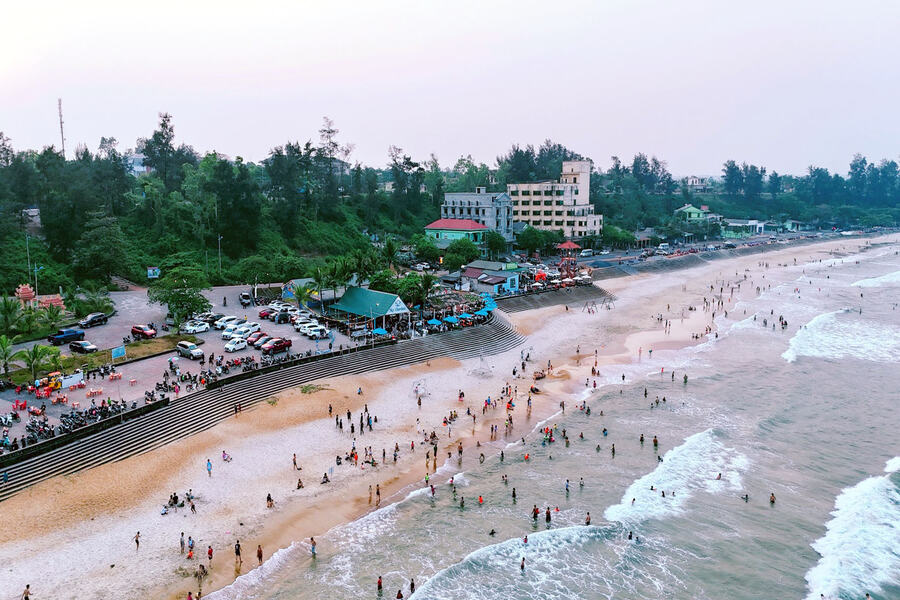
2, 0, 899, 176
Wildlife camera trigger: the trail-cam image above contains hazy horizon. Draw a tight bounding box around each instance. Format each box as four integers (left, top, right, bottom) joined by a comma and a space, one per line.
2, 0, 899, 176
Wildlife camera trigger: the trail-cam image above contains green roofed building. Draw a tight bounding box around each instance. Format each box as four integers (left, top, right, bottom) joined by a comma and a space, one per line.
330, 286, 410, 319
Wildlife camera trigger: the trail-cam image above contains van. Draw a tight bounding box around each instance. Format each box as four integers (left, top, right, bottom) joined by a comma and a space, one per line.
579, 249, 594, 257
658, 243, 670, 252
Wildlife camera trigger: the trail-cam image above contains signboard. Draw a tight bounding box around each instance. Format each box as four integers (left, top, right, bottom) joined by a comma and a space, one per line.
111, 345, 127, 360
147, 267, 161, 279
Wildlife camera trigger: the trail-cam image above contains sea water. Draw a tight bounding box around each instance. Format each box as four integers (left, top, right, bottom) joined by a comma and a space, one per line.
208, 244, 900, 600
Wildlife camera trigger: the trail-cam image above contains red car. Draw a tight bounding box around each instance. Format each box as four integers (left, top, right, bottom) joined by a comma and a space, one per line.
131, 324, 157, 339
246, 331, 267, 345
258, 307, 276, 319
261, 337, 291, 355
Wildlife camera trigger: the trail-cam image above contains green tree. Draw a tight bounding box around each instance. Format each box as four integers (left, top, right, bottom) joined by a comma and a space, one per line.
19, 307, 38, 334
411, 235, 441, 264
0, 296, 22, 336
722, 160, 744, 200
515, 226, 544, 257
368, 270, 398, 295
443, 238, 480, 271
290, 281, 315, 310
72, 213, 129, 281
381, 237, 399, 270
0, 334, 18, 376
484, 230, 508, 260
147, 266, 212, 331
40, 304, 65, 331
13, 343, 57, 383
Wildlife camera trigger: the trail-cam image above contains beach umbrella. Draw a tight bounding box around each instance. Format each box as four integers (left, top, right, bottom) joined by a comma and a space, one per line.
372, 327, 388, 335
475, 309, 489, 316
444, 316, 459, 323
460, 312, 473, 318
427, 318, 441, 326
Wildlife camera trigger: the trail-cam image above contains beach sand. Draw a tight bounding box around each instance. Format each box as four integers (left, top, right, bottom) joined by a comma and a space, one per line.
1, 235, 892, 600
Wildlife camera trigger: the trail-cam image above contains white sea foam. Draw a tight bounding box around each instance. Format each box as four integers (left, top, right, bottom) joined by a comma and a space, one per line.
603, 429, 747, 525
803, 458, 900, 600
782, 310, 900, 363
205, 541, 305, 599
852, 269, 900, 288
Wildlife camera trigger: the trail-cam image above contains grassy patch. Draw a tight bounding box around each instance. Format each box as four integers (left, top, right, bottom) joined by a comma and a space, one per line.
9, 334, 201, 385
265, 397, 278, 406
299, 383, 328, 394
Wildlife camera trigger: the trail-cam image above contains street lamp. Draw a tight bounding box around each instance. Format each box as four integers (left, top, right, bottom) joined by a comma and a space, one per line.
34, 265, 44, 300
217, 235, 223, 273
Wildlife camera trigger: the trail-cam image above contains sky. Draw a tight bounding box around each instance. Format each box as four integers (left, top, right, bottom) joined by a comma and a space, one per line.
2, 0, 899, 176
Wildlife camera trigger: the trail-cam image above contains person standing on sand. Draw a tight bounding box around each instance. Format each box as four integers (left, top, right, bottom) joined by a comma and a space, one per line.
310, 537, 317, 557
257, 544, 263, 565
234, 540, 242, 565
208, 545, 213, 565
21, 584, 30, 599
206, 459, 212, 477
180, 532, 185, 554
134, 531, 140, 551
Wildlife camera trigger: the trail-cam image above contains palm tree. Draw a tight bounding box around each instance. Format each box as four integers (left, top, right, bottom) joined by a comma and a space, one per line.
313, 266, 328, 315
83, 289, 114, 314
47, 349, 64, 374
290, 282, 315, 311
381, 236, 398, 271
40, 304, 65, 331
414, 273, 438, 316
13, 344, 56, 383
0, 334, 19, 376
18, 307, 39, 335
329, 257, 352, 297
0, 296, 22, 336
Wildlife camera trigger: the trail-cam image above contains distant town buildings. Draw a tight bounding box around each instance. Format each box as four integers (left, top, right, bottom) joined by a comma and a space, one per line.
507, 160, 603, 238
441, 188, 514, 241
424, 218, 489, 245
682, 176, 711, 193
125, 153, 151, 176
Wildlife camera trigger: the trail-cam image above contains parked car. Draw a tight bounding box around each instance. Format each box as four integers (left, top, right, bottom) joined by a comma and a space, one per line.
579, 249, 594, 257
131, 324, 156, 339
215, 315, 238, 329
306, 325, 330, 339
200, 313, 225, 325
239, 291, 253, 307
175, 341, 204, 359
272, 311, 292, 324
246, 331, 267, 345
224, 338, 248, 353
78, 312, 108, 328
48, 328, 85, 345
261, 338, 292, 355
69, 340, 98, 353
242, 321, 261, 333
292, 317, 317, 331
183, 320, 210, 334
296, 322, 320, 336
258, 307, 276, 319
221, 324, 242, 340
253, 335, 274, 349
231, 326, 253, 339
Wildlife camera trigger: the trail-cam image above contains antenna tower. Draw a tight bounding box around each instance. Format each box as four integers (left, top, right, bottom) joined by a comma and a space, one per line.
57, 98, 66, 157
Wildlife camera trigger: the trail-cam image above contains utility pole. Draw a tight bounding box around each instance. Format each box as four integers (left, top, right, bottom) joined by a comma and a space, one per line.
217, 235, 223, 273
57, 98, 66, 157
25, 233, 32, 285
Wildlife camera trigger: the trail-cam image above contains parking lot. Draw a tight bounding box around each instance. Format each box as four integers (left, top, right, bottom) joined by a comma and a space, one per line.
1, 287, 356, 449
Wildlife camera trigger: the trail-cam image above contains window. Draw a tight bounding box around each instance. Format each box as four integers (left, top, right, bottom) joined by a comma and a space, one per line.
521, 200, 530, 206
521, 190, 530, 196
543, 220, 552, 226
543, 190, 552, 196
572, 177, 577, 184
554, 220, 563, 226
554, 211, 563, 216
566, 220, 575, 226
543, 200, 552, 206
510, 190, 519, 196
513, 210, 519, 216
574, 188, 579, 194
555, 190, 564, 196
543, 210, 552, 216
555, 200, 563, 206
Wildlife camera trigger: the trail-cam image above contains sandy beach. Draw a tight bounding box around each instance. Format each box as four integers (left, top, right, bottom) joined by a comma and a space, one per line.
1, 234, 894, 600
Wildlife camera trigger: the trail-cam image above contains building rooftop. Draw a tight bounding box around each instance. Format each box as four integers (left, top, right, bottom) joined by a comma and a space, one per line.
425, 218, 489, 231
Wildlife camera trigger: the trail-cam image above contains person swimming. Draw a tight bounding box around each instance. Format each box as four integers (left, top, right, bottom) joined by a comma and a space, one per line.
489, 529, 496, 536
769, 493, 776, 504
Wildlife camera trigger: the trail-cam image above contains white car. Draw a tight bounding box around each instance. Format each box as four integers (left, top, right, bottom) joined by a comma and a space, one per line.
224, 338, 248, 352
241, 321, 261, 333
183, 320, 210, 334
306, 325, 331, 339
296, 322, 320, 336
221, 324, 242, 339
231, 326, 253, 339
293, 318, 317, 331
215, 315, 238, 329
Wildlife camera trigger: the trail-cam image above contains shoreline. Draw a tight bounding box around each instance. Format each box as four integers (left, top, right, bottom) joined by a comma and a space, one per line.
2, 233, 895, 600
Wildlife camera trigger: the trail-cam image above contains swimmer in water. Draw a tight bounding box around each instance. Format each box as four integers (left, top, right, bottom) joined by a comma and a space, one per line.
489, 529, 496, 536
769, 493, 776, 504
716, 473, 722, 480
741, 494, 749, 502
585, 512, 591, 525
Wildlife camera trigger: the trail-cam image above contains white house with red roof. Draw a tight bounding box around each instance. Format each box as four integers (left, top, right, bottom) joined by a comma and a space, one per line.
424, 218, 489, 245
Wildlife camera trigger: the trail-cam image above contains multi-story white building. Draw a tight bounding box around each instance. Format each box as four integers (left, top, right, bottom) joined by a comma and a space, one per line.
440, 187, 514, 241
507, 160, 602, 238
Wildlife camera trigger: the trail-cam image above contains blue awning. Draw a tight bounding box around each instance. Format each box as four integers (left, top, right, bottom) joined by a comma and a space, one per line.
444, 316, 459, 323
372, 328, 388, 335
460, 312, 473, 318
427, 318, 442, 326
474, 309, 489, 316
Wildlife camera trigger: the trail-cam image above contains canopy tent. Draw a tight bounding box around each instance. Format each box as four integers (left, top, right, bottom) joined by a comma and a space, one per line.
372, 327, 389, 335
459, 312, 473, 319
427, 318, 442, 326
330, 287, 410, 319
444, 316, 459, 323
474, 309, 489, 317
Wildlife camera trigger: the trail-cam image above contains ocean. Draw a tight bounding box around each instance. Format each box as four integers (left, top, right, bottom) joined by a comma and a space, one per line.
207, 242, 900, 600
